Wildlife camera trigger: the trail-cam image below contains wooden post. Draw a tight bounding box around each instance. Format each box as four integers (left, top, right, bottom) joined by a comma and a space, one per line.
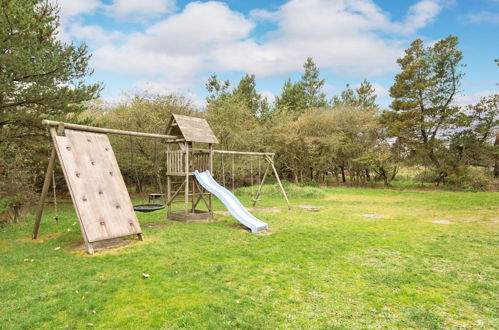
267, 155, 291, 210
32, 126, 65, 239
252, 159, 270, 207
232, 155, 235, 192
32, 141, 57, 238
184, 142, 189, 214
208, 144, 213, 214
166, 144, 171, 217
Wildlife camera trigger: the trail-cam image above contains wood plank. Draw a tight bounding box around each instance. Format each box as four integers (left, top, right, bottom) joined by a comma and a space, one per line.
54, 129, 141, 243
172, 114, 218, 144
43, 120, 177, 140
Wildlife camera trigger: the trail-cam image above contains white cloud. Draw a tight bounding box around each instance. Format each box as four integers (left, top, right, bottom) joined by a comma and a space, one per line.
371, 83, 389, 99
468, 11, 499, 24
453, 90, 493, 106
93, 1, 254, 84
259, 90, 276, 104
90, 0, 443, 94
398, 0, 442, 33
105, 0, 177, 20
66, 23, 124, 45
52, 0, 102, 22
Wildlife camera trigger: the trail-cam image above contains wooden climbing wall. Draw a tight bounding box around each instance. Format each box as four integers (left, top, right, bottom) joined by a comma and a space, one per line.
53, 129, 141, 243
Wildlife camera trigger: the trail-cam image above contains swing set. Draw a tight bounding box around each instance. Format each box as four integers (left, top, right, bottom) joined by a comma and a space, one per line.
32, 114, 289, 254
216, 150, 289, 208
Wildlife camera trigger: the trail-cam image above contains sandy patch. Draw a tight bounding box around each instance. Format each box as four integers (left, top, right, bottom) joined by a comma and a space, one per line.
144, 222, 168, 229
362, 214, 386, 219
298, 205, 320, 212
431, 220, 453, 224
70, 238, 135, 253
18, 232, 63, 243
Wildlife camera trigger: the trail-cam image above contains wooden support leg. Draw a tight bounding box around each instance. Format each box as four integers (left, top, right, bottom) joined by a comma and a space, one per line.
267, 155, 291, 210
166, 175, 171, 217
32, 148, 57, 239
252, 161, 270, 207
137, 233, 144, 241
86, 242, 94, 255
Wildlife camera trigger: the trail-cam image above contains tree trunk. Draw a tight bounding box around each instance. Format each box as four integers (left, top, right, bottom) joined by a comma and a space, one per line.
365, 169, 370, 182
333, 168, 339, 185
340, 166, 346, 183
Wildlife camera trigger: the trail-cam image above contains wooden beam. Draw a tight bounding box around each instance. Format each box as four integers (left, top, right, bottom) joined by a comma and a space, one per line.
252, 161, 270, 207
192, 148, 274, 156
42, 120, 179, 140
32, 127, 59, 239
184, 142, 189, 214
267, 155, 291, 210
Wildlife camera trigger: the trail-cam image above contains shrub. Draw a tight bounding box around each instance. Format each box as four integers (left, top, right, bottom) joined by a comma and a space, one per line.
445, 166, 494, 191
0, 154, 37, 223
236, 181, 326, 199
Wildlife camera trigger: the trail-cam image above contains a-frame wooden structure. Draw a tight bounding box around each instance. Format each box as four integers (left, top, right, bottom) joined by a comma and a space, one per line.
32, 121, 178, 254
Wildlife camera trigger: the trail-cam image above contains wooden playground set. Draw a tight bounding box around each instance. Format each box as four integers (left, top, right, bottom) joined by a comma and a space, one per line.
32, 114, 290, 254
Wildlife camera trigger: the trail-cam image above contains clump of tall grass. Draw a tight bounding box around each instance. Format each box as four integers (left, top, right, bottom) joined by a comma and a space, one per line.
235, 181, 326, 199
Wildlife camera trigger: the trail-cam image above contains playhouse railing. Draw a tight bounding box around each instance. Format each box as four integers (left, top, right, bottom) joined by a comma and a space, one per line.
166, 150, 185, 175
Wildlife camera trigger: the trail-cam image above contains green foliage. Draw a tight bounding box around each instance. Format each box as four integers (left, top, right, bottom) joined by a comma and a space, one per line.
275, 57, 327, 115
232, 73, 270, 119
445, 166, 494, 191
383, 36, 464, 181
449, 94, 498, 171
0, 0, 102, 131
101, 93, 199, 192
300, 57, 328, 108
0, 150, 37, 222
205, 73, 231, 102
274, 78, 307, 114
0, 0, 101, 216
206, 94, 261, 151
332, 80, 378, 109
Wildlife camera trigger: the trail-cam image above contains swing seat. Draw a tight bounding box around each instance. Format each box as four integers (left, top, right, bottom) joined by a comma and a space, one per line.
133, 203, 165, 213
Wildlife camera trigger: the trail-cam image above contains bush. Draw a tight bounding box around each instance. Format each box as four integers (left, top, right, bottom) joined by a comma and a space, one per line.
445, 166, 494, 191
0, 154, 37, 223
236, 181, 326, 199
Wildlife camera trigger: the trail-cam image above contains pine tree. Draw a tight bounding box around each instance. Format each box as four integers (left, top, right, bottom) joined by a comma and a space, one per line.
0, 0, 102, 132
383, 36, 464, 181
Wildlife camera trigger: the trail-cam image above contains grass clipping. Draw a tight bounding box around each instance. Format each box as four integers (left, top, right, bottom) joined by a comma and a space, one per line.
235, 182, 326, 199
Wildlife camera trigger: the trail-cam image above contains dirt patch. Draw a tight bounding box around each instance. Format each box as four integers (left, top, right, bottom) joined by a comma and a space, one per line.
226, 222, 251, 231
225, 222, 276, 235
214, 210, 231, 216
258, 228, 275, 236
18, 232, 63, 243
362, 214, 386, 219
70, 238, 134, 252
431, 220, 453, 224
298, 205, 320, 212
215, 208, 281, 216
144, 222, 168, 229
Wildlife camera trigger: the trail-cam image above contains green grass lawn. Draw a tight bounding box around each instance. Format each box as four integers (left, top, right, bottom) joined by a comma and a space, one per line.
0, 187, 498, 329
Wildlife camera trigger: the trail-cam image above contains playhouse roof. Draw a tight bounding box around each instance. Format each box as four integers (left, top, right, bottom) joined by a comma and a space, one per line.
167, 114, 219, 144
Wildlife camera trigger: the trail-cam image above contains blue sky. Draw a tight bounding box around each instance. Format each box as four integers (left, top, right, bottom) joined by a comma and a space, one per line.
55, 0, 499, 108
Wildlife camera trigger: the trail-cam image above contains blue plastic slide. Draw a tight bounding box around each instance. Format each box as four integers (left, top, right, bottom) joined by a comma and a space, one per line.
193, 170, 268, 233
